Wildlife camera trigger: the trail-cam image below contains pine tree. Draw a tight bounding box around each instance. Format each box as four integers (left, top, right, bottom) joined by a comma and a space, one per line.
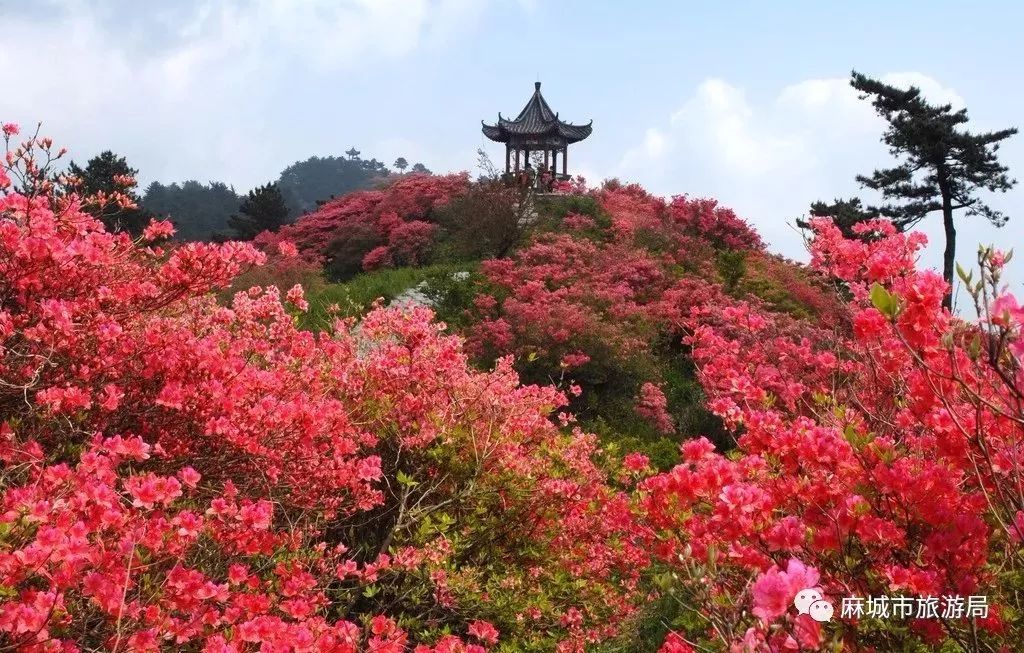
393, 157, 409, 172
227, 183, 289, 240
797, 197, 878, 240
851, 70, 1017, 309
66, 151, 152, 236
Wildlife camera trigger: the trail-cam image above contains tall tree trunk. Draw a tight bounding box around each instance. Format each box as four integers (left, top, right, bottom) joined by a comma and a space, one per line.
939, 175, 955, 311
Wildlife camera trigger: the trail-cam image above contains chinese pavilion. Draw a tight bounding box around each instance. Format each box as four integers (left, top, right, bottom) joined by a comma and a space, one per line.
481, 82, 592, 179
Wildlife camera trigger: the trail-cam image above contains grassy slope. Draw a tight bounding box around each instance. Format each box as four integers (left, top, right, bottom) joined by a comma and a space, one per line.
300, 262, 481, 331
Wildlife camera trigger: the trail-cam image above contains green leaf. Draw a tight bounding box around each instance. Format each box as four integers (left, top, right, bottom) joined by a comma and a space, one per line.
396, 470, 418, 487
843, 424, 875, 448
968, 334, 983, 360
869, 283, 899, 318
843, 424, 859, 445
955, 262, 973, 287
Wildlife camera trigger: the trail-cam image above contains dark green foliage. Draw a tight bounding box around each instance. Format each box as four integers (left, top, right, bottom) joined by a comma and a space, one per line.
393, 157, 409, 172
227, 183, 289, 240
531, 194, 613, 246
142, 180, 241, 242
715, 250, 747, 293
632, 228, 676, 257
582, 343, 729, 471
139, 149, 392, 242
276, 155, 388, 217
411, 163, 430, 174
597, 572, 710, 653
413, 267, 482, 331
738, 277, 814, 319
851, 70, 1017, 308
66, 151, 152, 236
535, 194, 609, 226
434, 180, 528, 261
590, 420, 679, 473
323, 223, 385, 281
662, 372, 728, 448
797, 197, 879, 239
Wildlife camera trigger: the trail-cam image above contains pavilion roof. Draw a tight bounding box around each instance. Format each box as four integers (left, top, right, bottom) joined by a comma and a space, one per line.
482, 82, 592, 145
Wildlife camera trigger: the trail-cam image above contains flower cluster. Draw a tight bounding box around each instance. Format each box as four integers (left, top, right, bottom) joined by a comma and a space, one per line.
8, 122, 1024, 652
255, 173, 468, 275
1, 126, 643, 651
635, 383, 674, 434
466, 182, 826, 440
639, 218, 1023, 650
666, 194, 764, 251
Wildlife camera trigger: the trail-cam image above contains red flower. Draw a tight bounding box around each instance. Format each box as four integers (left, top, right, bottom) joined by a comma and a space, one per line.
467, 620, 499, 645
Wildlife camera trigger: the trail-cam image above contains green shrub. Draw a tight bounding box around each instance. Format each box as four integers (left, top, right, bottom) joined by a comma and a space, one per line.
301, 263, 481, 331
534, 194, 612, 233
432, 181, 527, 261
715, 249, 747, 293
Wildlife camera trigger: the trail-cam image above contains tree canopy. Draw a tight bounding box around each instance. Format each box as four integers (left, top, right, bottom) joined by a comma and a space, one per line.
65, 150, 152, 236
851, 70, 1017, 307
227, 182, 289, 240
275, 154, 389, 217
142, 180, 242, 242
796, 197, 879, 240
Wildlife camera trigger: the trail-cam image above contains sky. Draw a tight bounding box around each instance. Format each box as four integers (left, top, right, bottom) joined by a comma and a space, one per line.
3, 0, 1024, 303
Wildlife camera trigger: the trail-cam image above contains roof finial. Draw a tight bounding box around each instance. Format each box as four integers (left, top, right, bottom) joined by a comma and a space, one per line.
535, 81, 541, 91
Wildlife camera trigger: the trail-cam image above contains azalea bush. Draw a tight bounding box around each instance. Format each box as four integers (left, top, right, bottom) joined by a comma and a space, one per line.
633, 218, 1024, 651
255, 173, 469, 279
1, 127, 645, 651
6, 122, 1024, 653
465, 183, 833, 458
226, 239, 328, 300
665, 195, 764, 251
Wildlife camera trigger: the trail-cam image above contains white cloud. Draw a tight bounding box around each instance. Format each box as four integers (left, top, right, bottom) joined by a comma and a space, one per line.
668, 79, 810, 175
642, 128, 670, 158
0, 0, 486, 190
611, 72, 1010, 271
618, 127, 671, 172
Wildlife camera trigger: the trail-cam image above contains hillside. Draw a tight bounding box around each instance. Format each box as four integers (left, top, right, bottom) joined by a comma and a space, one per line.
3, 129, 1023, 652
249, 174, 845, 469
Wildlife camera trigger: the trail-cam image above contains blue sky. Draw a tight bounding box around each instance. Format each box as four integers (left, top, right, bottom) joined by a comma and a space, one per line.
3, 0, 1023, 304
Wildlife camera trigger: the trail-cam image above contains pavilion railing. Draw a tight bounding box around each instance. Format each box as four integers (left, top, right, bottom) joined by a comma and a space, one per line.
500, 171, 570, 192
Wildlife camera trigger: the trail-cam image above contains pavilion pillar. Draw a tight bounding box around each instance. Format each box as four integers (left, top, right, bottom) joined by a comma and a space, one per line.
551, 149, 557, 175
543, 149, 549, 169
562, 147, 567, 176
505, 146, 511, 173
514, 149, 520, 172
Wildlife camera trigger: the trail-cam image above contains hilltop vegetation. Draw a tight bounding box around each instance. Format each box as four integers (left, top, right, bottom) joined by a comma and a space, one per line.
4, 124, 1024, 652
60, 149, 432, 242
250, 171, 843, 469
